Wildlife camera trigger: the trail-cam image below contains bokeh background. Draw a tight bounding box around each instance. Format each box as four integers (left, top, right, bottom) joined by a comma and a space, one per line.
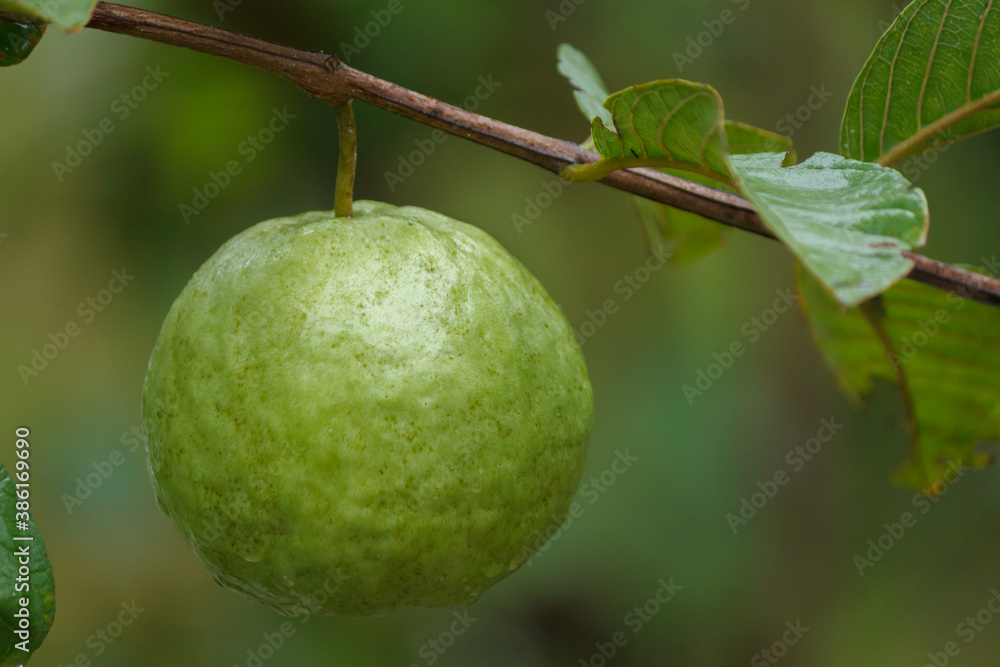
3, 0, 1000, 664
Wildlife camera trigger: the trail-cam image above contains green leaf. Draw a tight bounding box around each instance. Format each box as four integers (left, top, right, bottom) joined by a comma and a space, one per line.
634, 196, 728, 266
554, 46, 795, 166
724, 121, 796, 164
0, 20, 43, 67
561, 75, 926, 303
564, 78, 925, 295
0, 0, 95, 30
0, 460, 55, 666
561, 80, 798, 186
730, 151, 929, 307
841, 0, 1000, 166
565, 79, 735, 186
554, 51, 795, 266
556, 43, 613, 127
798, 267, 998, 493
625, 122, 793, 265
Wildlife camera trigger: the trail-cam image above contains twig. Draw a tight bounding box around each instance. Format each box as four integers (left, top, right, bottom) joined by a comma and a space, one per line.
84, 2, 1000, 308
331, 101, 356, 218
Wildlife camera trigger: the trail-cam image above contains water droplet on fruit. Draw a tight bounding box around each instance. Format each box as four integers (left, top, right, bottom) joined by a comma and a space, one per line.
482, 562, 504, 578
235, 539, 265, 562
153, 491, 170, 515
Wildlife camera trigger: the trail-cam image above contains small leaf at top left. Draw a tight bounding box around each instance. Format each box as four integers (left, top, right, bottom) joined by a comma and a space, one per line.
0, 20, 44, 67
0, 0, 96, 30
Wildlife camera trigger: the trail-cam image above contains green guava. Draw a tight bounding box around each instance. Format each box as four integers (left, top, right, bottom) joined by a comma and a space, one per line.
142, 200, 593, 617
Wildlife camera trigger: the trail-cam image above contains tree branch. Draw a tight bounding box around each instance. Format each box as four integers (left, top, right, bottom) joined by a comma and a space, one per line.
85, 2, 1000, 308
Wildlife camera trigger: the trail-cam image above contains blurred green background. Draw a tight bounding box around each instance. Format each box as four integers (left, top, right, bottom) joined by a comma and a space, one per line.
3, 0, 1000, 664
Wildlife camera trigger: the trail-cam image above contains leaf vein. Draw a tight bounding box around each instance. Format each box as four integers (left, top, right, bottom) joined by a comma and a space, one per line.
917, 0, 956, 129
968, 0, 994, 103
879, 0, 933, 157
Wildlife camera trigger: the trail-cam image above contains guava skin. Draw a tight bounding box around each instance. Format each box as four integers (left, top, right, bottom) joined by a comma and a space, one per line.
142, 200, 593, 617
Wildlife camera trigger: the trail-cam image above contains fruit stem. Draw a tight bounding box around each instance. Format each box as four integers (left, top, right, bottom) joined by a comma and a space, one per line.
333, 101, 357, 217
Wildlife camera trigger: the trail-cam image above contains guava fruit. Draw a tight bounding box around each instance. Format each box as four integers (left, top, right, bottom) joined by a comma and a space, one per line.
142, 200, 593, 617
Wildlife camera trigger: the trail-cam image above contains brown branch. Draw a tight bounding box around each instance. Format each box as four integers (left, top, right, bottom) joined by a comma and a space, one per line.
85, 2, 1000, 308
